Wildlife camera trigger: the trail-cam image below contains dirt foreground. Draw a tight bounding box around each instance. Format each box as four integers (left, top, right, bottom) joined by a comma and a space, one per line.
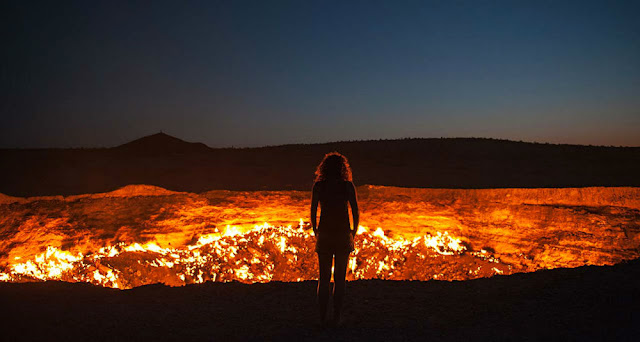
2, 259, 639, 341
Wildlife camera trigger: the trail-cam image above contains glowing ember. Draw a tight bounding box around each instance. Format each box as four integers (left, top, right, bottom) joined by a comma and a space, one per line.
0, 185, 638, 289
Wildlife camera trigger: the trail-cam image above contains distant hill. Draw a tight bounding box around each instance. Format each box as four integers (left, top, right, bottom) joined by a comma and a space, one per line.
1, 134, 639, 196
115, 132, 211, 155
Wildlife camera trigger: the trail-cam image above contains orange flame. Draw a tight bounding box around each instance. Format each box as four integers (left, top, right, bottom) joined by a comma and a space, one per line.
0, 220, 508, 289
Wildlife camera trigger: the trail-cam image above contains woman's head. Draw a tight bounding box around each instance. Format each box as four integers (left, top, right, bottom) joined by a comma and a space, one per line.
315, 152, 352, 182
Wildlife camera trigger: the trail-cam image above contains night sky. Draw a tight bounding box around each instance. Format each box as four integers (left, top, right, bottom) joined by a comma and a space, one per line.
2, 0, 639, 148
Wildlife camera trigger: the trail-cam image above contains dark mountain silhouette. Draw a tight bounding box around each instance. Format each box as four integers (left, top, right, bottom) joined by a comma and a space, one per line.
115, 132, 211, 155
1, 133, 639, 196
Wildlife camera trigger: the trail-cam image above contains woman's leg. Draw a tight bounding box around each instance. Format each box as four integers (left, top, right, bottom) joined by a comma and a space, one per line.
317, 252, 333, 325
332, 252, 350, 324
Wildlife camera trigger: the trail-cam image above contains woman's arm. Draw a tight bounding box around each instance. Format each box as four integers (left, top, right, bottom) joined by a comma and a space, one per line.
310, 182, 319, 236
347, 181, 359, 236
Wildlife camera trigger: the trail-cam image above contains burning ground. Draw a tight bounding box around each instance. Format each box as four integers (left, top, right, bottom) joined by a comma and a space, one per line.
1, 185, 638, 289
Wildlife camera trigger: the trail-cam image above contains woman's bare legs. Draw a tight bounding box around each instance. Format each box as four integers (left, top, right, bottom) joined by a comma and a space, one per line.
317, 252, 333, 326
332, 252, 350, 326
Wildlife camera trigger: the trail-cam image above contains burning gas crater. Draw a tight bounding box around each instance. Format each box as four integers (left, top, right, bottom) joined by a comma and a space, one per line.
1, 221, 503, 289
1, 185, 638, 289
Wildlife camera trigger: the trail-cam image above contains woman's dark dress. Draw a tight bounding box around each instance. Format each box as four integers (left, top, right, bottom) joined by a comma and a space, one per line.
314, 180, 355, 254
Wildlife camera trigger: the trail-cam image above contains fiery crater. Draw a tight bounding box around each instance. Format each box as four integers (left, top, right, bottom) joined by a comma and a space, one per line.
1, 185, 638, 289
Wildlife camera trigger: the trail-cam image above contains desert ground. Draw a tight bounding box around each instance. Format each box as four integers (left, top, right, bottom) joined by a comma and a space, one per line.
1, 259, 639, 341
2, 133, 639, 197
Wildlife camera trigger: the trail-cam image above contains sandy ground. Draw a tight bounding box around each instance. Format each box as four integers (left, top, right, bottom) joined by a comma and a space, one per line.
1, 259, 639, 342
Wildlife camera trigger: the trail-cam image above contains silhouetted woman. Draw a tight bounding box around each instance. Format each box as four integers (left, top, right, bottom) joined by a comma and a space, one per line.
310, 152, 359, 327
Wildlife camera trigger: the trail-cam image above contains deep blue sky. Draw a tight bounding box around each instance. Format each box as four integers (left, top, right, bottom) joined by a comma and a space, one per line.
2, 0, 639, 148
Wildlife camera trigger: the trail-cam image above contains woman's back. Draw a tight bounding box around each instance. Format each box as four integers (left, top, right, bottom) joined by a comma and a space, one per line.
316, 179, 351, 233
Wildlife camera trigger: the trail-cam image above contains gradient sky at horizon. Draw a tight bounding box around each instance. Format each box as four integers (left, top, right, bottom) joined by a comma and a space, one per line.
2, 0, 639, 148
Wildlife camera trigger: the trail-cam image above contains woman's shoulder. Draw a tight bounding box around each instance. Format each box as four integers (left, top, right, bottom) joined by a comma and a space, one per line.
337, 179, 354, 186
313, 180, 325, 190
337, 180, 355, 193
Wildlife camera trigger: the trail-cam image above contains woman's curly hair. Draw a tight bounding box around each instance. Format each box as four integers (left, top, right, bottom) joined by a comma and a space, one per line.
314, 152, 352, 182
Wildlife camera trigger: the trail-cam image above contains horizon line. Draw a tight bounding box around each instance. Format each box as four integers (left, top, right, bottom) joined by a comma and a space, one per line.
1, 134, 639, 150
